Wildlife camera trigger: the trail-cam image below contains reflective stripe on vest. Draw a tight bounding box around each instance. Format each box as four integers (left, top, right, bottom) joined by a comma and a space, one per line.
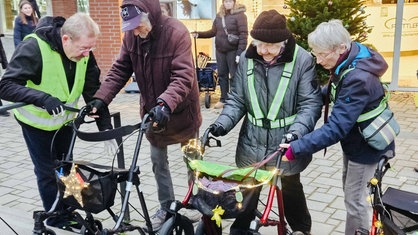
247, 45, 299, 129
13, 34, 88, 131
330, 68, 389, 123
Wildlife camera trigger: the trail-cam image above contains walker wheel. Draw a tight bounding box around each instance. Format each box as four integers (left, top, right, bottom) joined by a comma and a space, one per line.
205, 93, 211, 109
39, 228, 56, 235
80, 220, 103, 235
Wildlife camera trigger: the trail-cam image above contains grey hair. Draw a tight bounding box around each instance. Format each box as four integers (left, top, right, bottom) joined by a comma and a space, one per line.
61, 13, 100, 40
308, 19, 351, 51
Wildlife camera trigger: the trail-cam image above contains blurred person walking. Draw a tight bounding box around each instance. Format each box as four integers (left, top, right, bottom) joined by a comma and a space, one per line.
13, 0, 38, 47
192, 0, 248, 109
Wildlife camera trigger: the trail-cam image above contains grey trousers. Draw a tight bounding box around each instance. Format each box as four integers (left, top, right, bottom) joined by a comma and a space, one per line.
342, 154, 377, 235
150, 144, 175, 209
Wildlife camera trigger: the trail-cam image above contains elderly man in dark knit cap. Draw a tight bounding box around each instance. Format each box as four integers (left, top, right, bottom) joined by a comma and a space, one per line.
206, 9, 322, 234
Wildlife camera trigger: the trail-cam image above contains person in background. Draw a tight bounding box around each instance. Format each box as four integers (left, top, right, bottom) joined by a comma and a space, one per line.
0, 13, 115, 231
207, 9, 322, 234
88, 0, 202, 231
280, 19, 394, 235
192, 0, 248, 109
13, 0, 38, 47
160, 2, 172, 17
27, 0, 41, 18
0, 33, 9, 117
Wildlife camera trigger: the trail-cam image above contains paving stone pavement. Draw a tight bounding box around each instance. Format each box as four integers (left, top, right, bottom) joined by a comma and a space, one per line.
0, 34, 417, 234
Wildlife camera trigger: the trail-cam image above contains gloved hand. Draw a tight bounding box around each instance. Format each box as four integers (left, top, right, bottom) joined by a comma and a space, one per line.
43, 96, 65, 117
235, 56, 240, 64
104, 139, 119, 156
208, 123, 226, 137
149, 101, 171, 132
87, 98, 105, 114
191, 31, 198, 38
283, 145, 295, 161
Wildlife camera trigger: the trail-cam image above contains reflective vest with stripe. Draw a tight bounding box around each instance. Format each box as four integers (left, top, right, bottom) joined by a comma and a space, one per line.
13, 34, 88, 131
247, 45, 299, 129
330, 67, 388, 123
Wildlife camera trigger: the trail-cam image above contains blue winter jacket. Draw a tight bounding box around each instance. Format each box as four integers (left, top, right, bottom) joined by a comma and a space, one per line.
291, 42, 395, 164
13, 15, 36, 47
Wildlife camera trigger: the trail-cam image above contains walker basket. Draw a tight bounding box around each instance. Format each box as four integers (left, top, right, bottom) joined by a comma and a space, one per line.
188, 159, 275, 219
196, 67, 216, 91
56, 161, 118, 214
381, 187, 418, 234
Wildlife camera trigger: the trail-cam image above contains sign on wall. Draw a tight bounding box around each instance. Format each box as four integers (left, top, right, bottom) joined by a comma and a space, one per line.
365, 4, 418, 53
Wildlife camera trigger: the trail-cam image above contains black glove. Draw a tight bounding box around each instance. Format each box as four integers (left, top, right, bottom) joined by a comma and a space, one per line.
283, 132, 298, 144
149, 101, 171, 131
43, 96, 65, 116
208, 123, 226, 137
87, 98, 105, 113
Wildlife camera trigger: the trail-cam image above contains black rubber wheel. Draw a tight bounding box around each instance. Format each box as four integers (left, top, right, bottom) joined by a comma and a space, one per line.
45, 228, 56, 235
80, 219, 103, 235
35, 228, 56, 235
158, 215, 194, 235
204, 93, 210, 109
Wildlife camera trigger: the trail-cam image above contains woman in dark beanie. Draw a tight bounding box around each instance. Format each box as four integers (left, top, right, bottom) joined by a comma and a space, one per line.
13, 0, 38, 47
206, 9, 322, 234
192, 0, 248, 109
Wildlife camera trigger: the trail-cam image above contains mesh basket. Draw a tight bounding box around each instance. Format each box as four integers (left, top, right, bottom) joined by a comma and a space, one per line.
57, 162, 118, 214
196, 68, 216, 89
188, 160, 275, 219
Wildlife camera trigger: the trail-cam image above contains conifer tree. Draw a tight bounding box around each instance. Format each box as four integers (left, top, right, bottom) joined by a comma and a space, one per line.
284, 0, 372, 83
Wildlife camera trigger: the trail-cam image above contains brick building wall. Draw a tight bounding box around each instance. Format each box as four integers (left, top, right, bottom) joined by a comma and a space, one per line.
89, 0, 123, 81
50, 0, 123, 81
51, 0, 78, 19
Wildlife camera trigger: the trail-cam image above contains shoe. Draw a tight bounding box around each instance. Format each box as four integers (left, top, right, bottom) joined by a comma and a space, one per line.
214, 101, 224, 109
178, 208, 201, 223
0, 111, 10, 117
415, 167, 418, 173
150, 208, 167, 231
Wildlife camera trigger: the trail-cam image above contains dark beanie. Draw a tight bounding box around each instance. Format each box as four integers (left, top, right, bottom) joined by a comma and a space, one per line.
250, 10, 292, 43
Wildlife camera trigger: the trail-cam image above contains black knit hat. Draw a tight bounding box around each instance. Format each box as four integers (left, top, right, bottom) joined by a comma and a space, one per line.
250, 10, 292, 43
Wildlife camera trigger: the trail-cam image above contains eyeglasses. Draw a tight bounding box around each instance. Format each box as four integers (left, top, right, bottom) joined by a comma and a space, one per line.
69, 36, 96, 54
78, 47, 96, 54
310, 49, 335, 60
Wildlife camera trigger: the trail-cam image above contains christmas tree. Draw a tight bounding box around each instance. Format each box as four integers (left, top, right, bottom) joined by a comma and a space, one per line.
284, 0, 372, 83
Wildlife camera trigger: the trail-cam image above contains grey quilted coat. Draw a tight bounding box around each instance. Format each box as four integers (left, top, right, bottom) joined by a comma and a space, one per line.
213, 37, 323, 175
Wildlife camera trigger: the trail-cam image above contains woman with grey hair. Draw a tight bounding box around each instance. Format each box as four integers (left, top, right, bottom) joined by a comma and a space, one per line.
280, 19, 395, 234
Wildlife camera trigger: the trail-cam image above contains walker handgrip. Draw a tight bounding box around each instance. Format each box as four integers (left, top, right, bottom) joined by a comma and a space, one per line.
0, 102, 26, 112
0, 102, 80, 113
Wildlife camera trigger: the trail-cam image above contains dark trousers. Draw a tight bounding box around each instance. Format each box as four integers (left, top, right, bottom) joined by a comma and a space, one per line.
230, 173, 312, 234
21, 123, 73, 211
215, 50, 237, 102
